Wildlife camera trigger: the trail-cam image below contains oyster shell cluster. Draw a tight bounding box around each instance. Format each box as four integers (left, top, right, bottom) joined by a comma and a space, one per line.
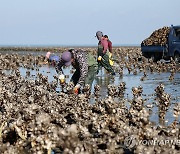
0, 47, 179, 153
141, 26, 170, 46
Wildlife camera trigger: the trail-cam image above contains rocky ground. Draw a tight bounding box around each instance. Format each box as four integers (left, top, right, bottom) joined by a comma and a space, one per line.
0, 47, 180, 154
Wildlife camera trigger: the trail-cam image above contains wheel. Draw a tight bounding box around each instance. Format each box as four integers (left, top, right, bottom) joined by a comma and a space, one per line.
174, 53, 180, 63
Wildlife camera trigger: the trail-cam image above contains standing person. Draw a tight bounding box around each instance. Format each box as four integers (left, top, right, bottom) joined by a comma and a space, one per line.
95, 31, 115, 75
56, 49, 98, 93
103, 35, 114, 66
104, 35, 112, 53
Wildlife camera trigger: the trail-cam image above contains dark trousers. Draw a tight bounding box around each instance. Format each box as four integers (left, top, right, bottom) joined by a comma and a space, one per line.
71, 65, 97, 89
97, 45, 115, 74
97, 53, 115, 74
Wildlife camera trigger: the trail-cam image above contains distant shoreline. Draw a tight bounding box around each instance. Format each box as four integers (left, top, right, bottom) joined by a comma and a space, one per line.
0, 45, 140, 52
0, 44, 140, 48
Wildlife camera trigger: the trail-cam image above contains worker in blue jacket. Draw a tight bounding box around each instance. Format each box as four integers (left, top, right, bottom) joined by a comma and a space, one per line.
46, 52, 60, 66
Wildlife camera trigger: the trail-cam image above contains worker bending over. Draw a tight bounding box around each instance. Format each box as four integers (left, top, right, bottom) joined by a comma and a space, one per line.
46, 52, 60, 66
56, 49, 98, 94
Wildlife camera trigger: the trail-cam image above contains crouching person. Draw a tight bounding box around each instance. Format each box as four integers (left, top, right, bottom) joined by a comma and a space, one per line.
56, 49, 98, 94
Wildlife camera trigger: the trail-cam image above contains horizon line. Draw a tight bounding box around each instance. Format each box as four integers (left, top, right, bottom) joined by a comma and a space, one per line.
0, 43, 140, 47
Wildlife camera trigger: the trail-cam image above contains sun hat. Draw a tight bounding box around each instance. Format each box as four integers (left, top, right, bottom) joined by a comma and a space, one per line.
46, 52, 51, 59
95, 31, 103, 41
61, 51, 72, 66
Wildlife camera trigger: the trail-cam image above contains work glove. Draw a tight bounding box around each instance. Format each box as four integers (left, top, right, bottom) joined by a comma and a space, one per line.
108, 52, 114, 66
73, 84, 81, 94
59, 74, 65, 85
98, 56, 102, 61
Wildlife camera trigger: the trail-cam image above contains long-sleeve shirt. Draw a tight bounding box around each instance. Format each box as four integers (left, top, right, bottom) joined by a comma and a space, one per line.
108, 40, 112, 53
100, 37, 109, 53
56, 50, 88, 87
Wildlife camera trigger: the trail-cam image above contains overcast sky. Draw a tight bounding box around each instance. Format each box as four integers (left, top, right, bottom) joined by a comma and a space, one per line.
0, 0, 179, 46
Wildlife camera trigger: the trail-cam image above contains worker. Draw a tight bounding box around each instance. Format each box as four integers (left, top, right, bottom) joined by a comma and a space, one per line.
103, 35, 114, 66
45, 52, 60, 66
104, 35, 112, 53
95, 31, 115, 75
56, 49, 98, 94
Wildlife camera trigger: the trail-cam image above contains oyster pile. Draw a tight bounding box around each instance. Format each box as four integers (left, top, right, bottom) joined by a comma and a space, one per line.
0, 47, 179, 153
141, 26, 170, 46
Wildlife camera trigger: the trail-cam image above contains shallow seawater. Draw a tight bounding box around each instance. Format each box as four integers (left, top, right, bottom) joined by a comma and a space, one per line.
14, 64, 180, 124
1, 50, 180, 125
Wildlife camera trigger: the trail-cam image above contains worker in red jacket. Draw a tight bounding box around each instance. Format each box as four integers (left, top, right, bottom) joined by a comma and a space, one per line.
104, 35, 112, 53
104, 35, 114, 66
95, 31, 115, 75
